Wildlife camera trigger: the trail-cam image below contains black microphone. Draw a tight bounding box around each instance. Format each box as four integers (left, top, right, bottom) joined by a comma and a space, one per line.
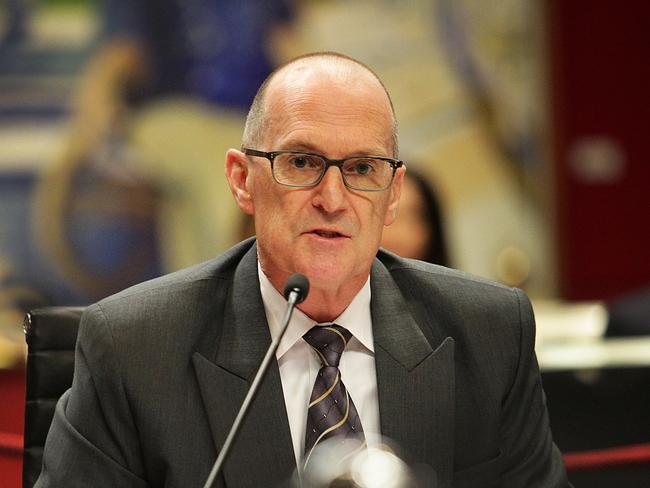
284, 272, 309, 304
203, 273, 310, 488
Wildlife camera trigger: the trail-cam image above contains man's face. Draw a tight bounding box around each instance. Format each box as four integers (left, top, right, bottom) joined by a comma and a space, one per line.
235, 64, 403, 296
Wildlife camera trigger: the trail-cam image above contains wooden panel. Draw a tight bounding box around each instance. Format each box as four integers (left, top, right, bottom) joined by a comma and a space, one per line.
548, 0, 650, 300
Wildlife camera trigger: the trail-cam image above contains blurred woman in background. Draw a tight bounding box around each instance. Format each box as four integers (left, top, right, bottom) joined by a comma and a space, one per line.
380, 167, 450, 267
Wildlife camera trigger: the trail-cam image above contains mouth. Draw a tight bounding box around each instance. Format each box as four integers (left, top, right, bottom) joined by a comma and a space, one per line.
307, 228, 350, 239
313, 230, 344, 238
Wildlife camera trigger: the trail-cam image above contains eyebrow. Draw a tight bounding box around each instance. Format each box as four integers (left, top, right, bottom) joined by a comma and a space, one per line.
280, 142, 318, 152
279, 141, 390, 157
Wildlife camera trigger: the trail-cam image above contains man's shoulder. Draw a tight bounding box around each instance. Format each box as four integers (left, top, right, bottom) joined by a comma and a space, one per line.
374, 248, 532, 341
74, 239, 257, 360
376, 248, 516, 298
374, 251, 533, 390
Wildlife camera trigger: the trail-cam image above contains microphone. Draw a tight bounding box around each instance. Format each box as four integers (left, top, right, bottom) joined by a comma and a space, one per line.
284, 272, 309, 304
203, 273, 310, 488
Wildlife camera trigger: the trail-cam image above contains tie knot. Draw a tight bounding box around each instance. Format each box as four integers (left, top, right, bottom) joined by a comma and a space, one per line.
303, 324, 352, 368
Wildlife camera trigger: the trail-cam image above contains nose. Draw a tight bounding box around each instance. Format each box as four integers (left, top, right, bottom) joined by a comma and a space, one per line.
312, 166, 347, 213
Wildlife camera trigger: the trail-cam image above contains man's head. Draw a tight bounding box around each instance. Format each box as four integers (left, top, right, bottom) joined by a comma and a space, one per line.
242, 52, 399, 158
226, 52, 405, 320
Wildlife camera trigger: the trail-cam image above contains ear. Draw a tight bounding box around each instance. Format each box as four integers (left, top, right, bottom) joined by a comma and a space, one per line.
225, 148, 254, 215
384, 165, 405, 226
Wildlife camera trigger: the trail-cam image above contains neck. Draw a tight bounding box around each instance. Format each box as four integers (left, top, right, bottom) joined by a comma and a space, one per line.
257, 249, 371, 323
264, 270, 368, 323
296, 280, 366, 323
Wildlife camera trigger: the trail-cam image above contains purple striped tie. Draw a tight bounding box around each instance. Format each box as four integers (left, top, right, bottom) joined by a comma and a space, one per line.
303, 324, 364, 468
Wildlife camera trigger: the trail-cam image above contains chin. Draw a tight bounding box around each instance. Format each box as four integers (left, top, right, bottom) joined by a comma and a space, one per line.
302, 261, 370, 295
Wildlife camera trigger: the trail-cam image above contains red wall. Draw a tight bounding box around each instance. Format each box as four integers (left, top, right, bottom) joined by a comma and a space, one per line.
0, 366, 25, 488
548, 0, 650, 300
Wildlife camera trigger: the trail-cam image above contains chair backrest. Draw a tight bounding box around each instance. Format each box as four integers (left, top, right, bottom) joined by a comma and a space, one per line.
23, 306, 84, 488
543, 367, 650, 486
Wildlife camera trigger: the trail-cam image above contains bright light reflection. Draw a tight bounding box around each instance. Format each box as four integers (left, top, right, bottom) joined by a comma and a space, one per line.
350, 446, 407, 488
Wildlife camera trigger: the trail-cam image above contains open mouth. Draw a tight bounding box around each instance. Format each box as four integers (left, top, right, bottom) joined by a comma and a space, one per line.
313, 230, 345, 238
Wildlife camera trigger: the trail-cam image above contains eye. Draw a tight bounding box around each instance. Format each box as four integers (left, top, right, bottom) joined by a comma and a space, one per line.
288, 154, 320, 169
290, 156, 307, 168
347, 159, 377, 175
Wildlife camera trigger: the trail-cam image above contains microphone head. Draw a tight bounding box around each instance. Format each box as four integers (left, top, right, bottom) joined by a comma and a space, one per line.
283, 273, 310, 304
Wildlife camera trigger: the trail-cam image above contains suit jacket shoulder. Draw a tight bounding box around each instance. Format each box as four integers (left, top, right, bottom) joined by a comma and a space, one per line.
376, 248, 528, 389
373, 249, 568, 487
37, 238, 264, 488
90, 237, 257, 352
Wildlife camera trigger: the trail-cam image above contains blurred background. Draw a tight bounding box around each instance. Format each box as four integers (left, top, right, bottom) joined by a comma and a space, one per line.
1, 0, 649, 486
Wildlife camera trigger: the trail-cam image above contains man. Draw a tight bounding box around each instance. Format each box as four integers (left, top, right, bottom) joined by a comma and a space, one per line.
37, 53, 569, 487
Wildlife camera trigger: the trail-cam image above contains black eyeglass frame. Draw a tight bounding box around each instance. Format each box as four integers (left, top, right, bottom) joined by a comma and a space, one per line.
242, 148, 404, 192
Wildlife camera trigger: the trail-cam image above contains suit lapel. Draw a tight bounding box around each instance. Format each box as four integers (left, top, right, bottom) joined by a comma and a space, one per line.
371, 260, 455, 487
193, 244, 296, 487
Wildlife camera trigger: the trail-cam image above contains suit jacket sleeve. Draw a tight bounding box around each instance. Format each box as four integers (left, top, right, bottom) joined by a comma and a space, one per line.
36, 303, 149, 487
498, 288, 568, 487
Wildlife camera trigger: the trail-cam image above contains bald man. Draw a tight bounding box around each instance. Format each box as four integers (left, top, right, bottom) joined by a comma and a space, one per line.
37, 53, 569, 487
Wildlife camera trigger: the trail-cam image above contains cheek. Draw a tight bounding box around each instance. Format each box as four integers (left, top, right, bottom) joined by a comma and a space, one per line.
252, 185, 307, 237
359, 201, 390, 248
374, 198, 394, 231
251, 180, 281, 234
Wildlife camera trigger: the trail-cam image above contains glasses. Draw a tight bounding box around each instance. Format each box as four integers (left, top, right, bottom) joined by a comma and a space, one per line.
243, 149, 403, 192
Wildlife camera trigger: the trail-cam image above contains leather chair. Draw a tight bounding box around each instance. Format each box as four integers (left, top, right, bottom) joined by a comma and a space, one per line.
543, 367, 650, 487
23, 306, 84, 488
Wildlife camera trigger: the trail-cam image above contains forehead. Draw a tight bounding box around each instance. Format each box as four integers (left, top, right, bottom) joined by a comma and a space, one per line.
262, 61, 394, 155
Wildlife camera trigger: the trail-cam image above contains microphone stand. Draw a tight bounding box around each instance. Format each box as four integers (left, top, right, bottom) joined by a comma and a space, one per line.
202, 285, 304, 488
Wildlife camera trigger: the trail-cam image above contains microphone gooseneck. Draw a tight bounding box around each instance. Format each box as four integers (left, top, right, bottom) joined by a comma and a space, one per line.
203, 273, 310, 488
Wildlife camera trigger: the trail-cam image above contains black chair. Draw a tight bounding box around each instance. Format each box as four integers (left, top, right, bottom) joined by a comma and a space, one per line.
543, 367, 650, 487
23, 306, 84, 488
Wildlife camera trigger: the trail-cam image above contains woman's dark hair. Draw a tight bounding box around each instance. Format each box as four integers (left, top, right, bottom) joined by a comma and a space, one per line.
406, 167, 450, 267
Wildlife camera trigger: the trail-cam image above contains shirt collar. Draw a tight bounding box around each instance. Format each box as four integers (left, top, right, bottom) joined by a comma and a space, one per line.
258, 262, 374, 358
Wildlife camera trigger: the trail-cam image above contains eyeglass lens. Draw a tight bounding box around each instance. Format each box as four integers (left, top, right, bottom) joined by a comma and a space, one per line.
273, 153, 393, 190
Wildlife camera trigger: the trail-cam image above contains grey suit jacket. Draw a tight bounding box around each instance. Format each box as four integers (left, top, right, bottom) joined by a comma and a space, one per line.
37, 238, 569, 487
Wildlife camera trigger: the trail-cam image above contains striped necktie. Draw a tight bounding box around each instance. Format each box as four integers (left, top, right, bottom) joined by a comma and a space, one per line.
303, 324, 365, 468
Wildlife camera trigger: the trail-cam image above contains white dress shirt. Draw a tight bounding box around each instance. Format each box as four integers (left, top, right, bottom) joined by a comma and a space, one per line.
258, 263, 381, 467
